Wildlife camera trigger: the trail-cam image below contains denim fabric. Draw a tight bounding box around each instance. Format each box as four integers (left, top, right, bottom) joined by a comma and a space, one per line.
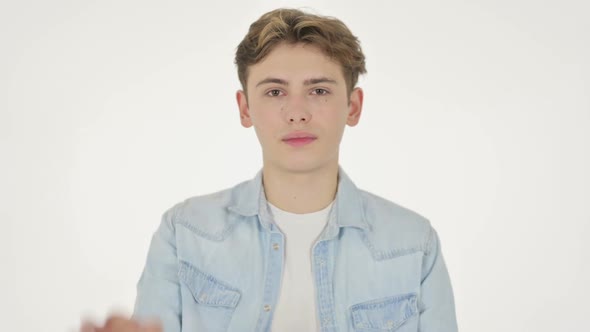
132, 168, 458, 331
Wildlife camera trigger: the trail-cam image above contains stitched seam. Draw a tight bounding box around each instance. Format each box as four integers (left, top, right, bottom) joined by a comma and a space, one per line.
178, 260, 240, 307
424, 225, 435, 256
375, 248, 424, 260
361, 231, 425, 261
350, 293, 418, 330
176, 218, 236, 242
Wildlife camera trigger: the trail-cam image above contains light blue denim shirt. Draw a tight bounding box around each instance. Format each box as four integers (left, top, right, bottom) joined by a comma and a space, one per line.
132, 168, 458, 331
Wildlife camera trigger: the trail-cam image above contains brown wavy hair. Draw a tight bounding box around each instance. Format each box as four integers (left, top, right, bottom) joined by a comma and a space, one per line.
235, 8, 367, 95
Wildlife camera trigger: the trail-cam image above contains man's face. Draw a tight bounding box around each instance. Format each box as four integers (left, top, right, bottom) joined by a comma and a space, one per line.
236, 42, 363, 174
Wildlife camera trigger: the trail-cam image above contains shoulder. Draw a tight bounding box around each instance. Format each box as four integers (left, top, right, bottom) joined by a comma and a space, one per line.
162, 181, 248, 241
359, 189, 435, 259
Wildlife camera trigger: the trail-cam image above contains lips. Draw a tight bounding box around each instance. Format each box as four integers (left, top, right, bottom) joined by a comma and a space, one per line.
282, 131, 317, 147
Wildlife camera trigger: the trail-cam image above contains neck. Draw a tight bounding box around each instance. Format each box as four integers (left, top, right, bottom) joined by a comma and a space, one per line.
262, 163, 339, 214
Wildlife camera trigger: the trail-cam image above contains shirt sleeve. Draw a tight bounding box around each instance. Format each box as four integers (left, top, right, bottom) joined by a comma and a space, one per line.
132, 207, 182, 332
418, 226, 459, 332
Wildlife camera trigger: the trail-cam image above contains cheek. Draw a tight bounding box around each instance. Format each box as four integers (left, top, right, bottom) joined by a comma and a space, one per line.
252, 125, 274, 149
250, 105, 277, 125
251, 110, 280, 139
321, 104, 349, 124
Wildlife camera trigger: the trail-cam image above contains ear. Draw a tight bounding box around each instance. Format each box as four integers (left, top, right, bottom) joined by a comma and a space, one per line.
346, 87, 364, 127
236, 90, 253, 128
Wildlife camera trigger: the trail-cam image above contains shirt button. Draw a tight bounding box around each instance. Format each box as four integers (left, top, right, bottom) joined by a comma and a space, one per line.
272, 243, 280, 250
263, 304, 271, 312
199, 294, 207, 302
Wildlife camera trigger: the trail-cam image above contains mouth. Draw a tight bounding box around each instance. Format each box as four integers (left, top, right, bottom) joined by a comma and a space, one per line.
282, 131, 317, 147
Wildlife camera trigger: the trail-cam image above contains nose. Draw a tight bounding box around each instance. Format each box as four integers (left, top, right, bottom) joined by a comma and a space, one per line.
288, 114, 309, 123
284, 97, 312, 124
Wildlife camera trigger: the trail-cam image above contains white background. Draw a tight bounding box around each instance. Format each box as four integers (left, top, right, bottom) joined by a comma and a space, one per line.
1, 0, 589, 331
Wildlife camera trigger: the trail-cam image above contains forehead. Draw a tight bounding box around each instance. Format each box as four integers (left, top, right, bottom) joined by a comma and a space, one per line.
247, 43, 345, 86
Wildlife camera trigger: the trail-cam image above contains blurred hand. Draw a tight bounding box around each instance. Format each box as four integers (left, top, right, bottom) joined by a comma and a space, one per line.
80, 314, 162, 332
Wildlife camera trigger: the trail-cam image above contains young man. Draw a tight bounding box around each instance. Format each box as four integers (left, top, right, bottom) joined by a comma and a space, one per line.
81, 8, 457, 332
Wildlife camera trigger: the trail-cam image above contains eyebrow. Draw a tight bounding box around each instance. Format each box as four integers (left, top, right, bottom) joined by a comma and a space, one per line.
255, 77, 338, 87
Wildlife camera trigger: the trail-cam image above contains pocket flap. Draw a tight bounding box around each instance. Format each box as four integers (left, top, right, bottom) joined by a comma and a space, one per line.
178, 260, 241, 308
350, 292, 418, 331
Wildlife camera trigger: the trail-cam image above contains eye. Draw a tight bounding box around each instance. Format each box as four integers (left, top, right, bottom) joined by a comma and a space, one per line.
312, 88, 329, 95
266, 89, 283, 97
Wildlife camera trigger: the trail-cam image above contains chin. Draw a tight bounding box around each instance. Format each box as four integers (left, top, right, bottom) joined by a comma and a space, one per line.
276, 158, 333, 174
263, 147, 337, 174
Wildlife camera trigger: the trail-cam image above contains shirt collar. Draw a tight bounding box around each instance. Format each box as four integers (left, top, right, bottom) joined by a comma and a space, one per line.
227, 166, 370, 233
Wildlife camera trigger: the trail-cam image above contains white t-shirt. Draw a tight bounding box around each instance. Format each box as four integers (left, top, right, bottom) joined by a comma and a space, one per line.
268, 201, 334, 332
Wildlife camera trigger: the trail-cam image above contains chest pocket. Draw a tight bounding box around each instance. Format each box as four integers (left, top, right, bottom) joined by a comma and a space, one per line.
350, 292, 418, 331
178, 260, 241, 331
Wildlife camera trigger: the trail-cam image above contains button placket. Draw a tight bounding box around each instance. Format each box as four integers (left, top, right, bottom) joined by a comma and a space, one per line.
312, 240, 337, 332
254, 231, 285, 331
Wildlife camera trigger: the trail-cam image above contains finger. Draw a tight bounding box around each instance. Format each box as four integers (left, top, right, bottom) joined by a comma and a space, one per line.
139, 322, 163, 332
80, 321, 97, 332
103, 315, 140, 331
138, 318, 163, 332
